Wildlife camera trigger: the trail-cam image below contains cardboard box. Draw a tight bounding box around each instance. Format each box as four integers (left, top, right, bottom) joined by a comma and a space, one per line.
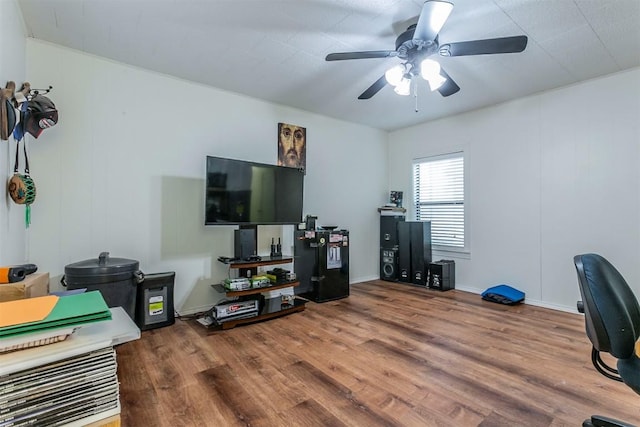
0, 273, 50, 302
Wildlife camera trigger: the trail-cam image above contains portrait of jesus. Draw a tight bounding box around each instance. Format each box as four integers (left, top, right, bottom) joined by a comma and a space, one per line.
278, 122, 306, 170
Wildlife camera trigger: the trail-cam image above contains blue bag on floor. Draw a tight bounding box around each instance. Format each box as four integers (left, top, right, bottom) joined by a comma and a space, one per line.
481, 284, 525, 305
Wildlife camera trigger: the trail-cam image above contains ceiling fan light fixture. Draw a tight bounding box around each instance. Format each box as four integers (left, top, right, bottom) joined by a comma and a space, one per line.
325, 0, 528, 101
385, 64, 406, 86
394, 77, 411, 96
420, 58, 440, 80
420, 58, 446, 91
427, 73, 447, 91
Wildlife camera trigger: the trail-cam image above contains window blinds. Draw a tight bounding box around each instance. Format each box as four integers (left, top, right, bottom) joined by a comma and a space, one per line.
413, 154, 464, 248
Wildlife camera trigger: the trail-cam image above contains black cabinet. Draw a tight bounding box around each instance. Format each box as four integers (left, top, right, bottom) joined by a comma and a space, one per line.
294, 230, 349, 302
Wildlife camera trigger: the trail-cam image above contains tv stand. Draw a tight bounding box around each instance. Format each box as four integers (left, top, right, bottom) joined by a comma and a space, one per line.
221, 255, 295, 277
205, 256, 305, 330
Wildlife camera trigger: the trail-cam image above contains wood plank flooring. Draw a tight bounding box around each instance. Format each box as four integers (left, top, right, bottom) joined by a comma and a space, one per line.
116, 281, 640, 426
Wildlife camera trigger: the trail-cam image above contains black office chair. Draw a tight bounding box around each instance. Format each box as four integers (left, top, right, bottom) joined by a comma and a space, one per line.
574, 253, 640, 427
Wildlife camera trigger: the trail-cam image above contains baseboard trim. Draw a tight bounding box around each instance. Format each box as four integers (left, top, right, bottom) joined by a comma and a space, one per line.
351, 275, 379, 284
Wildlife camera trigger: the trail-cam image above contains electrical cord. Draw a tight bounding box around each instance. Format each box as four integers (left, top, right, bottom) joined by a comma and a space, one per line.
174, 309, 209, 321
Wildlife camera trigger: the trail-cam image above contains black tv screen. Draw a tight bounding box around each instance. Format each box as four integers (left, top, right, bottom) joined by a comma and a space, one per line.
205, 156, 304, 225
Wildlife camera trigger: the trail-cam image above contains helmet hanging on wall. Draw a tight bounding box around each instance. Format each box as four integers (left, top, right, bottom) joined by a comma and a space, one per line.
23, 93, 58, 138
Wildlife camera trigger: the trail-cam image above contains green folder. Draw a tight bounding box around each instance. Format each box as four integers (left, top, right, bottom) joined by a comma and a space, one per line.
0, 291, 112, 339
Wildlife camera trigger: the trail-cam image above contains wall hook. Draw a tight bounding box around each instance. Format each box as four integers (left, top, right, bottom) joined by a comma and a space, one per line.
29, 85, 53, 98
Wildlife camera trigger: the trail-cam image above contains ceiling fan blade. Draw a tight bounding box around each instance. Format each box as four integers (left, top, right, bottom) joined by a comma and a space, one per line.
358, 75, 388, 100
437, 68, 460, 97
439, 35, 528, 57
413, 1, 454, 42
326, 51, 398, 61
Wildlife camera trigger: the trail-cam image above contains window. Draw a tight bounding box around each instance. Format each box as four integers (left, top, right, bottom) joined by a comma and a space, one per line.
413, 152, 465, 250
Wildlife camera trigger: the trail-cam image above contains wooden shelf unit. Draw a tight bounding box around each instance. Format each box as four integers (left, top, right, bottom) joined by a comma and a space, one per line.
226, 256, 293, 269
209, 257, 305, 330
220, 281, 300, 298
223, 256, 293, 278
216, 299, 306, 330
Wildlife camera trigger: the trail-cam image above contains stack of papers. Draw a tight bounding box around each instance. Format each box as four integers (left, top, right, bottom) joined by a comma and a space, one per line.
0, 291, 112, 353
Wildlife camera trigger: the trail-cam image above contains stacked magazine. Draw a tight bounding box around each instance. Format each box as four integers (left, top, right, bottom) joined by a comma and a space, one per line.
0, 347, 119, 426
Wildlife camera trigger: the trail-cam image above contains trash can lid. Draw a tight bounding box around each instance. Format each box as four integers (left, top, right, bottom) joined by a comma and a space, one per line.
65, 251, 139, 276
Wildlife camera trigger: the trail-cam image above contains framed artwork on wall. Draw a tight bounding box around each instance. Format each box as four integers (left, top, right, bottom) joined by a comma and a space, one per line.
278, 122, 306, 171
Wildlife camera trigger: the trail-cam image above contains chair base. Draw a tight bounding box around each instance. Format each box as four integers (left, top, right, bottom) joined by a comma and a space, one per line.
583, 415, 637, 427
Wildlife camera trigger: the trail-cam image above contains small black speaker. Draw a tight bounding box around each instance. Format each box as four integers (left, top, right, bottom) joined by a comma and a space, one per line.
380, 248, 398, 281
410, 221, 432, 286
397, 221, 412, 282
429, 260, 455, 291
234, 228, 256, 260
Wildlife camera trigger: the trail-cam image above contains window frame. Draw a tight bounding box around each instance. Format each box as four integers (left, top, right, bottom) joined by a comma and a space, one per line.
412, 151, 469, 256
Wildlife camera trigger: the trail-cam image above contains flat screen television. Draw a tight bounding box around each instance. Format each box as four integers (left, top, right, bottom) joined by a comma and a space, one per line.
205, 156, 304, 225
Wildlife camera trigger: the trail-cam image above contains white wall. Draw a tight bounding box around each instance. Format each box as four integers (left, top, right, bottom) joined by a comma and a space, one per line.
18, 28, 639, 315
0, 0, 27, 266
25, 40, 388, 314
389, 68, 640, 312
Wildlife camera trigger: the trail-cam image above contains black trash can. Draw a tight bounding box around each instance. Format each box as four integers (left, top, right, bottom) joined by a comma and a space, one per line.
63, 252, 143, 320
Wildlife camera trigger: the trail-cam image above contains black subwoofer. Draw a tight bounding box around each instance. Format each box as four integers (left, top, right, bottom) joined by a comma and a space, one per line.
380, 248, 398, 281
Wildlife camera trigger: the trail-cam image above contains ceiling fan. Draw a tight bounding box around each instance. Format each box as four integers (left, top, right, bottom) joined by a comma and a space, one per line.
325, 0, 528, 100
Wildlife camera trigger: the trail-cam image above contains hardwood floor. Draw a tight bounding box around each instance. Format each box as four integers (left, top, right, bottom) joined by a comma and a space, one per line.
116, 281, 640, 426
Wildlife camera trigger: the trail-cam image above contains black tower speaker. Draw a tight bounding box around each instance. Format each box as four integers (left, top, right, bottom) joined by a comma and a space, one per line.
380, 215, 404, 282
380, 248, 398, 281
410, 221, 432, 286
234, 228, 256, 260
380, 215, 404, 248
397, 221, 412, 282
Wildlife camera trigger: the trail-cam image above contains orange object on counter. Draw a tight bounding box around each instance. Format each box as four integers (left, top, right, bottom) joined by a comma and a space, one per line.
0, 266, 26, 284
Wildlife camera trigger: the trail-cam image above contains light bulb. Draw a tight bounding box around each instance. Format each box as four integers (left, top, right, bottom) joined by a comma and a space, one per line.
420, 58, 447, 91
385, 64, 405, 87
427, 74, 446, 91
394, 77, 411, 96
420, 58, 441, 80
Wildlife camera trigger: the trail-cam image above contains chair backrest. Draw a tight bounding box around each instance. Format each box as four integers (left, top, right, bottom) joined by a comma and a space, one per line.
574, 253, 640, 360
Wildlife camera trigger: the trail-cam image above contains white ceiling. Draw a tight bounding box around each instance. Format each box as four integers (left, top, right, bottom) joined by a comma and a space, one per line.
17, 0, 640, 131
